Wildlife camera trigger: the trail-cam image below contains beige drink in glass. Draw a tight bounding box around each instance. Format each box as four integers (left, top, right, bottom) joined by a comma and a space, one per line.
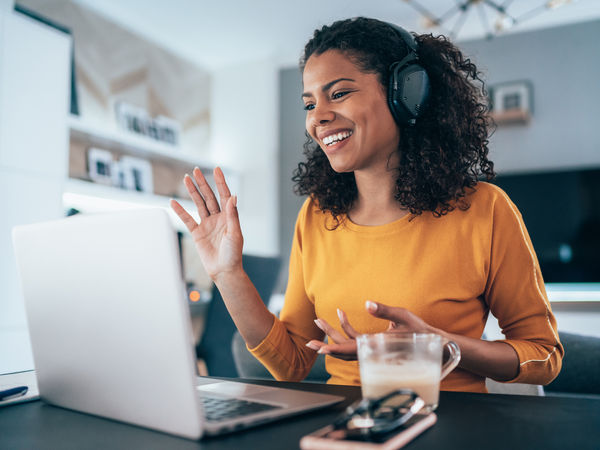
357, 333, 460, 411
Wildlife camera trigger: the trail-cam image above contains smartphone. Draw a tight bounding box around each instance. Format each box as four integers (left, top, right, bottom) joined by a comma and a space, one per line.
300, 412, 436, 450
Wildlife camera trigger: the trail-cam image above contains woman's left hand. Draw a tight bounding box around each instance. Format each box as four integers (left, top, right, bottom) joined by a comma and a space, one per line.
306, 301, 436, 361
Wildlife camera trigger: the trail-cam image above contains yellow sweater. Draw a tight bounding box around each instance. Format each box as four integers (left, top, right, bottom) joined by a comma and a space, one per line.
249, 182, 563, 392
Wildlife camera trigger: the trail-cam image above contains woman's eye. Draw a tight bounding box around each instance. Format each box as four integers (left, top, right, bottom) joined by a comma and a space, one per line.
304, 103, 315, 111
332, 91, 349, 100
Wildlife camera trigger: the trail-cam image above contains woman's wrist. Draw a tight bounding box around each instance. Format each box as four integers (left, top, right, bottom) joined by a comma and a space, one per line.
211, 264, 245, 285
431, 329, 519, 380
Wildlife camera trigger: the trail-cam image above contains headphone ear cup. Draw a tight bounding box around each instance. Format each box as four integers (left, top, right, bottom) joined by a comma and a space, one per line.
388, 61, 430, 126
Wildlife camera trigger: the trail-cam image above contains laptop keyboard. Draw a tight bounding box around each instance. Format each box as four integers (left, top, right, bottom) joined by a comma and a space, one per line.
200, 395, 282, 422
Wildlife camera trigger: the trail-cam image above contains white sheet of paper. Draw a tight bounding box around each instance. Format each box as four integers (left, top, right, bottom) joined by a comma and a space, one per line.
0, 370, 39, 407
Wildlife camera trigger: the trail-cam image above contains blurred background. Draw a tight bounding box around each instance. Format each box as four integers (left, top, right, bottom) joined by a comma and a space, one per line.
2, 0, 599, 376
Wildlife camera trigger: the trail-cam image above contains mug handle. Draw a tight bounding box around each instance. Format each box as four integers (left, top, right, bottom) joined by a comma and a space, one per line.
440, 340, 461, 380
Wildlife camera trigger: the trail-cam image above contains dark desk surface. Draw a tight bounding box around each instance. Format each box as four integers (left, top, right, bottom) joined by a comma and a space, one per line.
1, 378, 599, 450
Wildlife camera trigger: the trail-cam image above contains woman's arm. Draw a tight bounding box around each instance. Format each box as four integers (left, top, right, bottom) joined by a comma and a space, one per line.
483, 187, 563, 384
246, 198, 326, 381
170, 167, 273, 347
431, 330, 519, 382
368, 302, 519, 381
172, 168, 321, 375
211, 268, 274, 348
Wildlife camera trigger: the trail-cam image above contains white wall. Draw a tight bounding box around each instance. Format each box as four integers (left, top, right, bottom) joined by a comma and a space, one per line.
460, 19, 600, 175
0, 11, 71, 373
0, 0, 13, 14
209, 59, 279, 257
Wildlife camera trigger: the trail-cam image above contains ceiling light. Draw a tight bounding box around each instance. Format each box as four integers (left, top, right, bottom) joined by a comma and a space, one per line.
401, 0, 578, 40
547, 0, 574, 9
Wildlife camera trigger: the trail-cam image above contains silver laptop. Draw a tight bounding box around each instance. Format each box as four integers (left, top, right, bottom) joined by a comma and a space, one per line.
12, 209, 342, 439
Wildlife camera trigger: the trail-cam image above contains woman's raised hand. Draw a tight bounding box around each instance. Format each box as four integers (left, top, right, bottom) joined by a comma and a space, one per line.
170, 167, 243, 281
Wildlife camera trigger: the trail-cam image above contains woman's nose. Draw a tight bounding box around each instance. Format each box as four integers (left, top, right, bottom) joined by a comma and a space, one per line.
310, 104, 335, 126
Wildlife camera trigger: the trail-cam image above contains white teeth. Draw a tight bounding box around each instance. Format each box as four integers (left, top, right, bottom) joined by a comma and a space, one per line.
322, 130, 353, 146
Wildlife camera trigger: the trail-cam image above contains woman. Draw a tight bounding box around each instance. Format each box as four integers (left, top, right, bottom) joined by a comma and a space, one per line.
171, 17, 563, 393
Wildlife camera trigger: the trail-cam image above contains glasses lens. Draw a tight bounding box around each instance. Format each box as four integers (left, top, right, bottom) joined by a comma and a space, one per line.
375, 391, 414, 412
341, 390, 424, 437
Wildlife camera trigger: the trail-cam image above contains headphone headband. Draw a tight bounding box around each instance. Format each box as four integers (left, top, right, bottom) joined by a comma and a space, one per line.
386, 22, 418, 53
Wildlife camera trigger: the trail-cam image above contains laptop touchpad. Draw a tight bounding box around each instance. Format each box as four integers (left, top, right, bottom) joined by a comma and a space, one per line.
197, 381, 274, 397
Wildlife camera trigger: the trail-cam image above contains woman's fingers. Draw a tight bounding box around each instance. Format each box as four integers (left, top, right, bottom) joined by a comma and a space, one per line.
309, 315, 359, 361
366, 300, 410, 323
366, 301, 431, 333
226, 195, 242, 239
214, 167, 232, 205
316, 342, 358, 361
305, 340, 326, 351
305, 340, 357, 361
337, 309, 359, 339
387, 322, 413, 333
170, 198, 198, 233
192, 167, 221, 215
184, 174, 210, 219
314, 318, 349, 344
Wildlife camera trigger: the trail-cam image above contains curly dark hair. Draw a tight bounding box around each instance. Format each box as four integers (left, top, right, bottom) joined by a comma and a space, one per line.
292, 17, 495, 225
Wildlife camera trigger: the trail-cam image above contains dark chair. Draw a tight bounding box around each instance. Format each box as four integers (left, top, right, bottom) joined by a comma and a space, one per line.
231, 330, 329, 382
544, 331, 600, 396
196, 254, 281, 377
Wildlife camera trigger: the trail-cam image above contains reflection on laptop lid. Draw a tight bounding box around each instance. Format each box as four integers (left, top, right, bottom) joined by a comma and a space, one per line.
12, 209, 342, 439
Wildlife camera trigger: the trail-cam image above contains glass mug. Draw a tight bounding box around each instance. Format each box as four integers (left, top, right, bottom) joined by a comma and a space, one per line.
357, 332, 461, 412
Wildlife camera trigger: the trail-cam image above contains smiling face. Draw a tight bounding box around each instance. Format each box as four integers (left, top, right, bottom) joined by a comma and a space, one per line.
302, 50, 400, 174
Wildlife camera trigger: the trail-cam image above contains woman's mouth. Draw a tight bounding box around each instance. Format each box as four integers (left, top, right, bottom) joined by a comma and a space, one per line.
322, 130, 353, 147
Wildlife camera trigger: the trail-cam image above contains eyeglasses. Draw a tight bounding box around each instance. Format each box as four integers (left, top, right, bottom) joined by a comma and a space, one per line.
329, 389, 426, 440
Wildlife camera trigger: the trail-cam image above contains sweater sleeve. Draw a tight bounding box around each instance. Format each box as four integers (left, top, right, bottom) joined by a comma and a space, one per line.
484, 187, 564, 385
248, 199, 324, 381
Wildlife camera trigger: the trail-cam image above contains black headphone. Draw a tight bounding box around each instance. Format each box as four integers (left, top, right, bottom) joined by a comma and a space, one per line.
385, 23, 430, 127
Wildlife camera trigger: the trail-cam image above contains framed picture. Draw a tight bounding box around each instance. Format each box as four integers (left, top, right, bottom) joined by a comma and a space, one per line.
488, 80, 533, 125
115, 102, 135, 133
115, 102, 151, 135
115, 101, 181, 146
110, 160, 130, 190
87, 148, 114, 185
155, 115, 181, 146
119, 156, 154, 193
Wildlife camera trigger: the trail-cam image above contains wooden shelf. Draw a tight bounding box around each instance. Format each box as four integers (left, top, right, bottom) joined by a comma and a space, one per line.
65, 116, 219, 225
68, 114, 213, 169
490, 109, 531, 125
